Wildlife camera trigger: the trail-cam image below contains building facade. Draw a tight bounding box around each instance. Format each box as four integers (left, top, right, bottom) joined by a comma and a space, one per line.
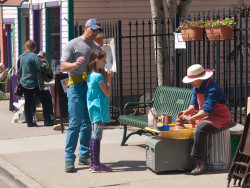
0, 0, 238, 70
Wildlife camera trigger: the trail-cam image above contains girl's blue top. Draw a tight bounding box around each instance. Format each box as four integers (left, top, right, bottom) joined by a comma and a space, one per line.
87, 72, 111, 123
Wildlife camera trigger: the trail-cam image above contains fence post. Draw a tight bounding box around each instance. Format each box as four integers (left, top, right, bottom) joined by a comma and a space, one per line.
117, 20, 123, 115
174, 14, 180, 87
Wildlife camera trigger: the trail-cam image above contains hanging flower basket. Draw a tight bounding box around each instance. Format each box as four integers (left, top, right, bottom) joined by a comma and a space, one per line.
205, 25, 233, 41
180, 27, 203, 41
94, 36, 104, 46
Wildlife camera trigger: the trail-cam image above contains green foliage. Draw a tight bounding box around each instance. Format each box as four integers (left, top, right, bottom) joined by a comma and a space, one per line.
203, 17, 236, 29
175, 20, 204, 33
175, 17, 236, 32
96, 32, 105, 38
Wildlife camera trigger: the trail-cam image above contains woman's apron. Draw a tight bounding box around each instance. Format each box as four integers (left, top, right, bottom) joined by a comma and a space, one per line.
193, 78, 231, 129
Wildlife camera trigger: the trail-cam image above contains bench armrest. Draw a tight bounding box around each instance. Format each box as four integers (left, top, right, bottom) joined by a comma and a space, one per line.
123, 100, 154, 115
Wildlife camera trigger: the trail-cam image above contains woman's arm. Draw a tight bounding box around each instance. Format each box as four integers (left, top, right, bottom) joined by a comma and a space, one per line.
99, 69, 108, 83
177, 105, 196, 118
99, 70, 114, 97
182, 110, 209, 122
99, 81, 111, 97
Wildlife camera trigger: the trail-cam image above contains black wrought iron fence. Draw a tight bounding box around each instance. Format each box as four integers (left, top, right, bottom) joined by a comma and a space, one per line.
175, 8, 250, 124
74, 6, 249, 123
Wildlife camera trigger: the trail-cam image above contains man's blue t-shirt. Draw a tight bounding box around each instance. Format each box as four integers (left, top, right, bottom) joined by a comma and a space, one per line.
87, 72, 111, 123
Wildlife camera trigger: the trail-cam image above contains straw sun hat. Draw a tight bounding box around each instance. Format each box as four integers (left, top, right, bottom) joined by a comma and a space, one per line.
182, 64, 214, 83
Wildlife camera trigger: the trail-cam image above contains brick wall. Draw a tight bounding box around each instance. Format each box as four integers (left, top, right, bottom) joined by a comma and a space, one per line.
0, 7, 6, 66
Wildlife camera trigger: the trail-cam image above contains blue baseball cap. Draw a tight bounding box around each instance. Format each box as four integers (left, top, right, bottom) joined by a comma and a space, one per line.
85, 18, 102, 31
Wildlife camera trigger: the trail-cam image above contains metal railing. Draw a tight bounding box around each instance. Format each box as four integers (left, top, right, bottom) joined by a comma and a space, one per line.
74, 6, 249, 123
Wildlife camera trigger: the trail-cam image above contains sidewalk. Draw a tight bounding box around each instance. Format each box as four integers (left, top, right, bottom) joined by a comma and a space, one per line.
0, 100, 233, 188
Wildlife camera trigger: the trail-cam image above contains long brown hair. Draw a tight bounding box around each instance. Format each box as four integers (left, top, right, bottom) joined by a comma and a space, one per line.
87, 49, 106, 74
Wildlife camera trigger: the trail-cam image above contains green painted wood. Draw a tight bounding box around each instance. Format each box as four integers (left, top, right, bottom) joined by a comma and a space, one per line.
68, 0, 74, 41
10, 28, 13, 67
18, 9, 22, 56
46, 8, 51, 63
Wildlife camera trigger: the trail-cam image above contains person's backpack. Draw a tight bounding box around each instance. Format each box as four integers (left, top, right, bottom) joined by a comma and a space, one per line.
43, 63, 53, 82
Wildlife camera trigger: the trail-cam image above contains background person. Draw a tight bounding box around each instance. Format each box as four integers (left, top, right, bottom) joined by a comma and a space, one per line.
60, 18, 102, 173
177, 64, 231, 175
86, 49, 114, 173
17, 40, 52, 127
0, 63, 7, 92
37, 51, 54, 122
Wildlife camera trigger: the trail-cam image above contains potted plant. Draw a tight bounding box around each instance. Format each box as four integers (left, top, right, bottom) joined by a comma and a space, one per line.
94, 32, 105, 46
204, 17, 236, 41
176, 20, 204, 41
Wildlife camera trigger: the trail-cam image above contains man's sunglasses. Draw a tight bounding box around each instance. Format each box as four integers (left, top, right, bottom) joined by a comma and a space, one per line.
91, 28, 100, 33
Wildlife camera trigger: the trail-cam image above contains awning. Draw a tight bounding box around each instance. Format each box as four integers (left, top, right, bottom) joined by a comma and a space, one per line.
0, 0, 28, 7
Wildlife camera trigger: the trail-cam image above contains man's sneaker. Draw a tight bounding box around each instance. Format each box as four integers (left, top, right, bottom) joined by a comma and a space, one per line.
27, 122, 37, 127
44, 121, 53, 126
92, 164, 112, 173
65, 161, 77, 173
78, 156, 91, 165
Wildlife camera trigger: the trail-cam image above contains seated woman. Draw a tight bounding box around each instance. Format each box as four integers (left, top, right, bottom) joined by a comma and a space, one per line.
177, 64, 231, 175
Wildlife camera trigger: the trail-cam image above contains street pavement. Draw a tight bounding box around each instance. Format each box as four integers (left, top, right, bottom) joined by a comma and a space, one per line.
0, 100, 235, 188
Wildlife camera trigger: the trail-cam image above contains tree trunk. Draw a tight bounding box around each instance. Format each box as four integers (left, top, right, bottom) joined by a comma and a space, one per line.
166, 0, 192, 29
179, 0, 192, 19
166, 0, 178, 28
150, 0, 169, 86
165, 0, 192, 86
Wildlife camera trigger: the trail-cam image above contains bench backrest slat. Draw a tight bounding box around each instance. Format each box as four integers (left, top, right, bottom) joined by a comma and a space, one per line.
152, 86, 193, 123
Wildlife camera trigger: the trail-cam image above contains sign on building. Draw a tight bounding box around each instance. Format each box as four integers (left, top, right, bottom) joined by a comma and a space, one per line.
0, 0, 28, 7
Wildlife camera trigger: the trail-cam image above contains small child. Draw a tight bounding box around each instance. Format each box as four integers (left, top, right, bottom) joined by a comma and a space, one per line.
86, 49, 114, 173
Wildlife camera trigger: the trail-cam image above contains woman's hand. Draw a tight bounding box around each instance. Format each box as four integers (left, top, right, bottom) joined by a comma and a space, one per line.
177, 111, 185, 118
180, 115, 191, 122
107, 70, 114, 80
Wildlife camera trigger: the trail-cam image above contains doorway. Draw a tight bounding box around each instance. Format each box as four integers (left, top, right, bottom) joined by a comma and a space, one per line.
5, 24, 14, 69
18, 8, 29, 55
46, 7, 60, 70
33, 10, 41, 54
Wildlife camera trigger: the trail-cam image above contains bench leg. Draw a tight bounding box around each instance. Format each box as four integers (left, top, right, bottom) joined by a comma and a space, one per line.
121, 124, 128, 146
121, 124, 156, 146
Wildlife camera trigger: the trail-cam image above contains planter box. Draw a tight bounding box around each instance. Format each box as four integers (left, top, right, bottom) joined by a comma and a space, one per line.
180, 27, 203, 41
205, 25, 233, 41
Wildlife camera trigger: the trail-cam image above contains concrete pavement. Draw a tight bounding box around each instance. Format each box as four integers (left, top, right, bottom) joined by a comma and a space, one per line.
0, 100, 234, 188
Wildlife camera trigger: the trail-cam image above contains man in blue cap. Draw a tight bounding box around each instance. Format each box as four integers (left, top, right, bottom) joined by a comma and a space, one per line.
61, 18, 102, 173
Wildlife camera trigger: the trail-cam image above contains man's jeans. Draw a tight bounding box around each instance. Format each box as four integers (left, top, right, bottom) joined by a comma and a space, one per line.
191, 121, 218, 159
65, 82, 91, 162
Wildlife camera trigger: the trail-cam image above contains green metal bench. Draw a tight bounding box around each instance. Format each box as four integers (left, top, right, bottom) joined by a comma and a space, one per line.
118, 86, 193, 146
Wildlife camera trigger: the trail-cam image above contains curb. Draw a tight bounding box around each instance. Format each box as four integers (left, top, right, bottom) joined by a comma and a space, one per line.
0, 156, 44, 188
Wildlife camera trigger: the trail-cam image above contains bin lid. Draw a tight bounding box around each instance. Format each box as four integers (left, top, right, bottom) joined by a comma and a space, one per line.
230, 123, 244, 135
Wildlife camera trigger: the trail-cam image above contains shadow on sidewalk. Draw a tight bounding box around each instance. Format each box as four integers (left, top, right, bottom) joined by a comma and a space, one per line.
154, 169, 228, 176
106, 160, 147, 172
